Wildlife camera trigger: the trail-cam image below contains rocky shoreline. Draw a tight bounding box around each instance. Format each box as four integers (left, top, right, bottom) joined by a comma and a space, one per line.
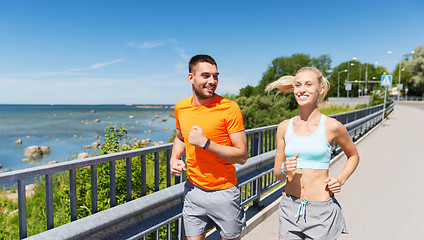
134, 105, 174, 109
2, 107, 175, 174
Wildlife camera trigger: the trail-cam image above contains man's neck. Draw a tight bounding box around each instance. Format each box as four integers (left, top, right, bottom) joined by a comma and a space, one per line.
192, 93, 215, 106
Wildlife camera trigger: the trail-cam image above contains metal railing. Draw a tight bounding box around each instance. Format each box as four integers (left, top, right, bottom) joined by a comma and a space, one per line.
0, 102, 393, 239
390, 95, 424, 101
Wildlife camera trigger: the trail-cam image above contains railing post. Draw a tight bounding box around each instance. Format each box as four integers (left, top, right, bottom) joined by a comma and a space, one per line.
110, 161, 116, 207
141, 155, 147, 196
46, 173, 54, 230
252, 133, 259, 157
18, 179, 27, 239
70, 169, 77, 221
180, 218, 187, 240
91, 165, 98, 214
166, 150, 172, 187
154, 152, 160, 191
253, 177, 262, 208
126, 157, 132, 202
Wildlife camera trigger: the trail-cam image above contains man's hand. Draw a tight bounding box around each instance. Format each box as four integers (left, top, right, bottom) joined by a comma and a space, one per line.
188, 125, 208, 148
170, 158, 186, 176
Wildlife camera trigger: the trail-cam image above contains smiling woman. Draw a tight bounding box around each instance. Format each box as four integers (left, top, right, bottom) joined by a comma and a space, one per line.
265, 67, 359, 240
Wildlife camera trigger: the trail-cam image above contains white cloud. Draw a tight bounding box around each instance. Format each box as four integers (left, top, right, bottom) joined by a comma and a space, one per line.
127, 41, 165, 49
85, 58, 125, 70
29, 58, 125, 79
174, 47, 190, 61
128, 39, 190, 61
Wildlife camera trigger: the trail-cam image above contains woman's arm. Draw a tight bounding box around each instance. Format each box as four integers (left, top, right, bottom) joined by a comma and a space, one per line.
274, 120, 299, 180
325, 118, 360, 192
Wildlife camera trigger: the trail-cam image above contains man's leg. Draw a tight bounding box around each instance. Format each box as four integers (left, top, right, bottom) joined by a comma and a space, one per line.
222, 236, 240, 240
186, 232, 206, 240
207, 186, 245, 240
184, 182, 211, 239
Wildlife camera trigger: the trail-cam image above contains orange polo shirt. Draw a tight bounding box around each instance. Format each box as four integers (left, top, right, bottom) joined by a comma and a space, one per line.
175, 94, 245, 190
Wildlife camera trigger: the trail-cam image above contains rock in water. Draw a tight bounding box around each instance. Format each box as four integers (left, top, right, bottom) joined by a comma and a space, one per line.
24, 146, 43, 157
78, 152, 90, 159
24, 145, 51, 158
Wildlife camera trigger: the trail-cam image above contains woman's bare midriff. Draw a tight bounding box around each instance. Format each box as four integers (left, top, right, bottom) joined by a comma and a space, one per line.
284, 168, 332, 201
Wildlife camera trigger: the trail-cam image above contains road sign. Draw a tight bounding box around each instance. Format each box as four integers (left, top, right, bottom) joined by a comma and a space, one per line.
345, 83, 352, 91
381, 75, 392, 87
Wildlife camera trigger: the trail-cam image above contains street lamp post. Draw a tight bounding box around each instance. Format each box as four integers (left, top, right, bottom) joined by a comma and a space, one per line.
358, 64, 362, 96
388, 50, 415, 101
347, 57, 357, 83
337, 69, 347, 99
365, 63, 368, 95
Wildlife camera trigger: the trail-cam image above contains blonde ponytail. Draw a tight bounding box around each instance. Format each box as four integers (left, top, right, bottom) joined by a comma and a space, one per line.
265, 75, 295, 95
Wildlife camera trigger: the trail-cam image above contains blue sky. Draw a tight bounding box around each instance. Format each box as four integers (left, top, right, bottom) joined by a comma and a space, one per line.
1, 0, 423, 104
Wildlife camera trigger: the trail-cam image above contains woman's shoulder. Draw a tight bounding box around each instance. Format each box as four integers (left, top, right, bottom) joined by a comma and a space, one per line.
325, 116, 345, 132
279, 118, 291, 127
277, 119, 291, 135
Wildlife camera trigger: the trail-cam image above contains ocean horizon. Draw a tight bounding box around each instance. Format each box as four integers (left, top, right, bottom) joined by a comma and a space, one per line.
0, 104, 176, 173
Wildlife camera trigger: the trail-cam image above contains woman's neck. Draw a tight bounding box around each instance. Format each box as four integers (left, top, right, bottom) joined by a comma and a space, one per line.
298, 105, 320, 122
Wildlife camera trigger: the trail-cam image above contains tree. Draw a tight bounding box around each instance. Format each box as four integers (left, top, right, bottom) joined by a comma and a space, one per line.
392, 63, 411, 96
232, 95, 297, 129
238, 84, 256, 97
403, 44, 424, 96
328, 61, 384, 98
255, 53, 332, 95
236, 53, 332, 113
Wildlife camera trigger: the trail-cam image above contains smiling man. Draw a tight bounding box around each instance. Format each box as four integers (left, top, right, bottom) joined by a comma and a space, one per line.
170, 54, 247, 240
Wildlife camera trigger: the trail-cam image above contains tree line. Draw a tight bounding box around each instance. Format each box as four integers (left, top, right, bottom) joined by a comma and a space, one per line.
226, 44, 424, 129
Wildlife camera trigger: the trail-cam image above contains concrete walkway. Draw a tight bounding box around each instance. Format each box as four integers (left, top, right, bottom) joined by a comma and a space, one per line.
242, 102, 424, 240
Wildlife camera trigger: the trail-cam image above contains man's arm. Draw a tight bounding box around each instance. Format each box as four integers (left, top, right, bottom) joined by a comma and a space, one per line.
170, 129, 186, 176
188, 126, 247, 165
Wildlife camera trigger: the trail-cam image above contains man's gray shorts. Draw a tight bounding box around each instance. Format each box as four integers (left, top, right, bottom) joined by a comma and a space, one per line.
279, 193, 348, 240
183, 181, 245, 239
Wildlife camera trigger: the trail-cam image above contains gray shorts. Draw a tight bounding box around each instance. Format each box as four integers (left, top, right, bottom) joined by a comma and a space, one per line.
279, 193, 348, 240
183, 181, 246, 239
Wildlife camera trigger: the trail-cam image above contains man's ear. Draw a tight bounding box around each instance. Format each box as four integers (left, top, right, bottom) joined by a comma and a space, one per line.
188, 73, 194, 84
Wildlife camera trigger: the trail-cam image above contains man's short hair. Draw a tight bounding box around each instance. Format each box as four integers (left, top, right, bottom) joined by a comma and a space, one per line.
189, 55, 217, 73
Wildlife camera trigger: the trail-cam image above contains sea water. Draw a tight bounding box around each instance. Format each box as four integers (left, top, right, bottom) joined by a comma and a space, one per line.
0, 104, 175, 172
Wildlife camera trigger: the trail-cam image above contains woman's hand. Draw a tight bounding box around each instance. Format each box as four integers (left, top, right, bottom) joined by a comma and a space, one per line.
282, 153, 298, 173
324, 177, 342, 193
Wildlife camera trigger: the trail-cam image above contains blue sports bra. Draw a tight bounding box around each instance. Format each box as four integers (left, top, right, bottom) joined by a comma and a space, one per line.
284, 114, 333, 170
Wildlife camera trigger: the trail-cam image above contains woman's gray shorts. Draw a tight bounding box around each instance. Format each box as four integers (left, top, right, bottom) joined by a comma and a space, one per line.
279, 193, 348, 240
183, 181, 245, 239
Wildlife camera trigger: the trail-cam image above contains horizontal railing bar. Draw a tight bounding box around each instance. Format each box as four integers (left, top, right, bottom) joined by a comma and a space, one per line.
238, 168, 275, 187
26, 182, 185, 240
329, 103, 383, 118
344, 110, 383, 129
245, 124, 278, 134
0, 143, 174, 183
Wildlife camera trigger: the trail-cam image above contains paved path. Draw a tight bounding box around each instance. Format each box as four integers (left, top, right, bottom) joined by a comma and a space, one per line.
242, 102, 424, 240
